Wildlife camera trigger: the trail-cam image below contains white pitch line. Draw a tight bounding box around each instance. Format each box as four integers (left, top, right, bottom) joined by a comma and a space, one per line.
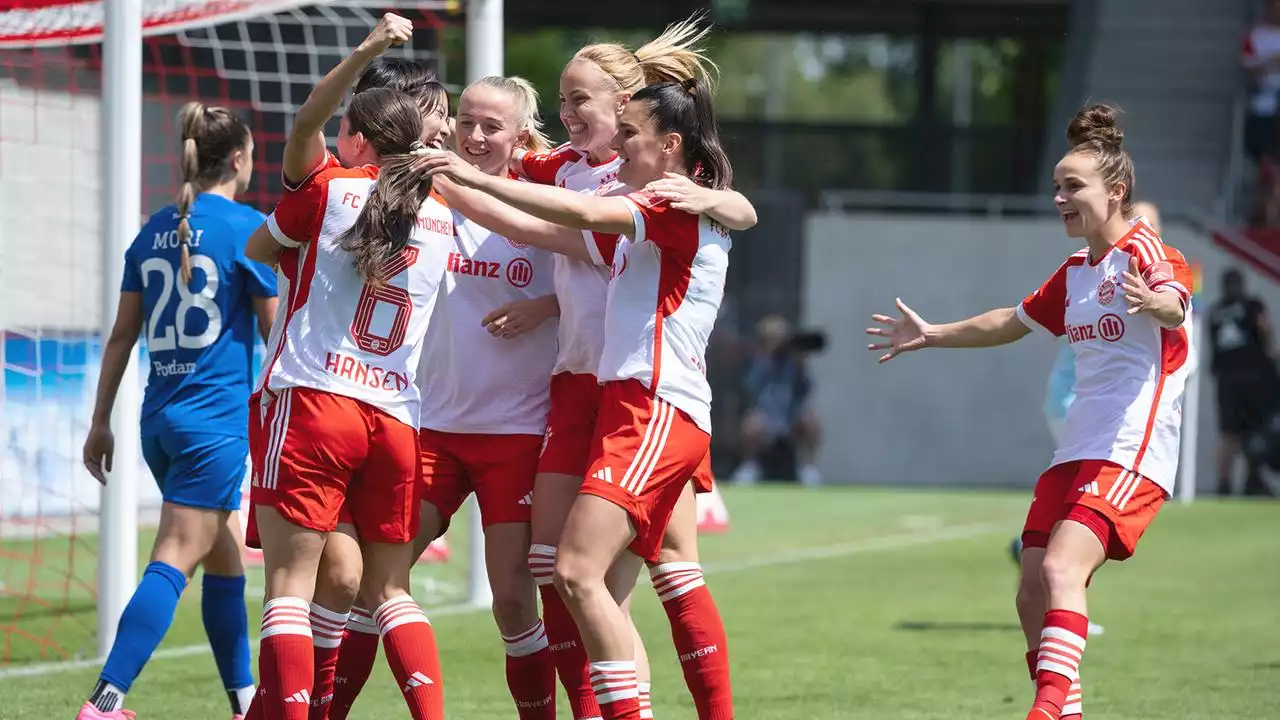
0, 519, 1009, 681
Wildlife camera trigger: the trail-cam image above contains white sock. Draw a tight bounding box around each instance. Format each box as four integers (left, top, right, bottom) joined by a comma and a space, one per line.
231, 685, 256, 715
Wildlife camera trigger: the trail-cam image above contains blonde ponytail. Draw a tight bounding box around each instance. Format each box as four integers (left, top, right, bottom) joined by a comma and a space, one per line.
466, 75, 553, 154
176, 102, 205, 284
572, 12, 717, 96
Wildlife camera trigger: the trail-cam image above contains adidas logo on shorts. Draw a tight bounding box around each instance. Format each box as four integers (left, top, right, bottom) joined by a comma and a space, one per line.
592, 467, 613, 484
518, 492, 533, 506
1077, 481, 1099, 495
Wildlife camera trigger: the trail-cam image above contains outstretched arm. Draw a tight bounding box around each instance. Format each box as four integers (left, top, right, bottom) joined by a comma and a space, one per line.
283, 13, 413, 184
866, 300, 1029, 363
645, 173, 758, 230
424, 153, 636, 237
435, 178, 596, 262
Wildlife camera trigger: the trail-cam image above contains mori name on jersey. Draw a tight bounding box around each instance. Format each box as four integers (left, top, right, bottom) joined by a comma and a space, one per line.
324, 351, 410, 392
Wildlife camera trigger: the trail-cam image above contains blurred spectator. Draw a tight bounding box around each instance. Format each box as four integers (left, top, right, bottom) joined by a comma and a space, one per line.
731, 315, 823, 486
1242, 1, 1280, 224
1208, 268, 1277, 496
1242, 1, 1280, 162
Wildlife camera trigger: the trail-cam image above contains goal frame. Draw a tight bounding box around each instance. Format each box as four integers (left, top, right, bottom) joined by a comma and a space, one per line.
92, 0, 504, 657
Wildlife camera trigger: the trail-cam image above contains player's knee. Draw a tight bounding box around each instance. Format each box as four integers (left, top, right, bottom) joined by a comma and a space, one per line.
317, 558, 362, 610
552, 549, 599, 605
490, 573, 538, 628
1038, 550, 1090, 596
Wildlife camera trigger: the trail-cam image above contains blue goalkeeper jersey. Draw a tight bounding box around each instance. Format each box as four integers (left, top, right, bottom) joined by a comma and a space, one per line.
120, 193, 277, 438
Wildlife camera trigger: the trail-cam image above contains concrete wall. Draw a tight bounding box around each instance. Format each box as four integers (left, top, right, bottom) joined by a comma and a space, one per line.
802, 213, 1280, 491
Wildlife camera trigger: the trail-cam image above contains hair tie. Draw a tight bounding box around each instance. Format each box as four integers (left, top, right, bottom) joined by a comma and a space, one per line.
680, 77, 697, 93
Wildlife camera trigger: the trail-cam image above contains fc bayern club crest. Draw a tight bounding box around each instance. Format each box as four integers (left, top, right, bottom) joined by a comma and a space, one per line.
1097, 275, 1117, 305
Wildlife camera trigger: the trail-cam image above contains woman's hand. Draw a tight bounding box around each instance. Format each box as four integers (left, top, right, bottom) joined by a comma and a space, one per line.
357, 13, 414, 55
866, 298, 933, 363
482, 295, 559, 339
420, 151, 490, 190
644, 172, 718, 214
83, 424, 115, 485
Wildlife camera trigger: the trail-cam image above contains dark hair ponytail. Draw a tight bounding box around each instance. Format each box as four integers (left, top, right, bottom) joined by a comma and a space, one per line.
175, 102, 250, 283
336, 87, 433, 287
631, 77, 733, 190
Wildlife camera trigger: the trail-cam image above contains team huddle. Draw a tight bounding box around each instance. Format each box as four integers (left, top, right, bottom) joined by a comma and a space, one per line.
77, 11, 1194, 720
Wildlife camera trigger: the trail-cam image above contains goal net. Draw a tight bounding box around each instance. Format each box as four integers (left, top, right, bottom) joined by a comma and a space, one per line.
0, 0, 453, 666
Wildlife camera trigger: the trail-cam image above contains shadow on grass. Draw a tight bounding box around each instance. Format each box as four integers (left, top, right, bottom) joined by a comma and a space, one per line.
895, 620, 1022, 633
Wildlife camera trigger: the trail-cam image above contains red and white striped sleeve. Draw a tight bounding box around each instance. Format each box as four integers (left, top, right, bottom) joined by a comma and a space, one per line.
1017, 261, 1070, 337
1124, 223, 1193, 310
519, 143, 582, 186
266, 171, 329, 248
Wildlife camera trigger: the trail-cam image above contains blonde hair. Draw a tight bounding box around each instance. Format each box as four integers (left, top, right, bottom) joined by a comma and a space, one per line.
175, 102, 250, 283
466, 75, 553, 153
572, 13, 718, 96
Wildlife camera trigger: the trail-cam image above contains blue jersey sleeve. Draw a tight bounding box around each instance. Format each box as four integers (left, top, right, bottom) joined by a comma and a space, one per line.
119, 242, 143, 292
238, 254, 278, 298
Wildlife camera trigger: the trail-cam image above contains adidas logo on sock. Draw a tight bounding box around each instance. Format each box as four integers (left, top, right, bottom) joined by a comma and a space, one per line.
284, 689, 311, 704
518, 491, 533, 506
403, 671, 435, 692
592, 467, 613, 484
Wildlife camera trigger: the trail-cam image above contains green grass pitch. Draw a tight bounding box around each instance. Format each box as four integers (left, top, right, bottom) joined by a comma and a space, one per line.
1, 486, 1277, 719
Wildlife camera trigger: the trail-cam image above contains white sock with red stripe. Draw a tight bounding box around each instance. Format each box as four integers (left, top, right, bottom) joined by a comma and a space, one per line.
649, 562, 733, 720
1027, 609, 1088, 720
308, 603, 348, 718
503, 620, 556, 719
1062, 679, 1082, 719
589, 661, 641, 720
637, 681, 652, 720
374, 595, 444, 720
257, 597, 314, 719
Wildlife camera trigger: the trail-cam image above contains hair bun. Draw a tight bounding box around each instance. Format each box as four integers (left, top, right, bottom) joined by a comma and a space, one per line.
1067, 103, 1124, 151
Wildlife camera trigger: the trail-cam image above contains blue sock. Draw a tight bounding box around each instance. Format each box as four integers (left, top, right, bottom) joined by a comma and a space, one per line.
202, 573, 254, 712
98, 561, 188, 694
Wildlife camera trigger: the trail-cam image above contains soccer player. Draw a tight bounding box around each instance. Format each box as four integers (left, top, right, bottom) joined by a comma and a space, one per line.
866, 104, 1194, 720
423, 76, 736, 720
242, 14, 454, 720
249, 52, 449, 720
508, 19, 747, 719
78, 102, 277, 720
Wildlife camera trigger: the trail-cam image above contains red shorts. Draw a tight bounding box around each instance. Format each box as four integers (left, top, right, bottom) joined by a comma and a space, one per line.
538, 372, 603, 477
692, 451, 714, 494
249, 387, 420, 544
581, 379, 710, 563
1021, 459, 1166, 560
417, 429, 542, 527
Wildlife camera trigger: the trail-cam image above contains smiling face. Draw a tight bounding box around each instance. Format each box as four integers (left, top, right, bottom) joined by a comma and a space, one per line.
1053, 151, 1125, 239
420, 94, 451, 151
611, 99, 681, 189
456, 85, 527, 177
559, 59, 626, 156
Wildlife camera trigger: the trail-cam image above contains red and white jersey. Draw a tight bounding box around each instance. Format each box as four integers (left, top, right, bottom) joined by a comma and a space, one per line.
583, 190, 730, 434
520, 144, 624, 375
416, 211, 558, 435
257, 163, 455, 427
1017, 221, 1194, 494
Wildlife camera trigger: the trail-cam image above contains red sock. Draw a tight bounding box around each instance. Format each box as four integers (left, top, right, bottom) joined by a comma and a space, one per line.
589, 661, 641, 720
256, 597, 315, 720
374, 595, 445, 720
328, 608, 380, 720
531, 544, 601, 719
503, 620, 556, 719
1027, 609, 1088, 720
308, 603, 349, 720
650, 563, 733, 720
